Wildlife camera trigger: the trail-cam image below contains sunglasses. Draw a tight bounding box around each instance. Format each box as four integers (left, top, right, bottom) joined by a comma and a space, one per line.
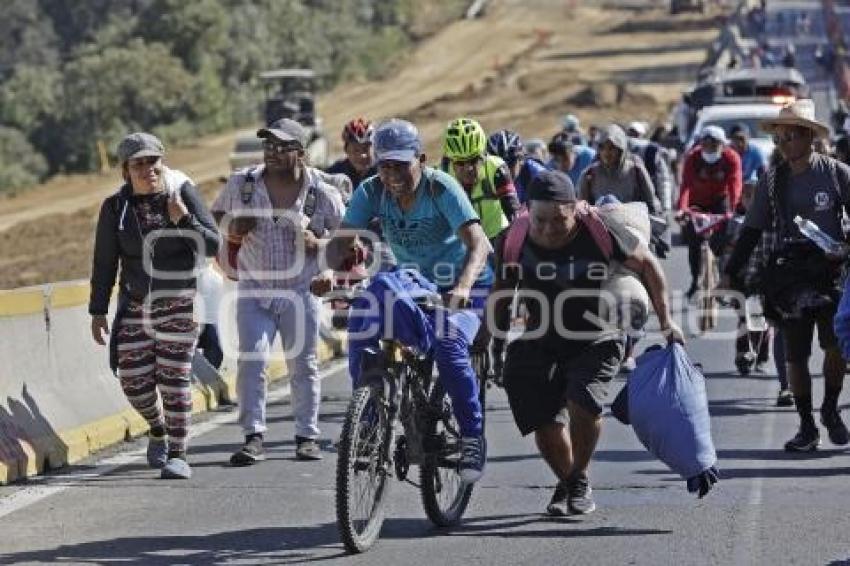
262, 140, 302, 154
772, 130, 809, 144
451, 156, 482, 168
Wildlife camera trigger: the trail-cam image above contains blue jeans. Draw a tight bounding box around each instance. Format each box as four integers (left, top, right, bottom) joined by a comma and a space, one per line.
348, 276, 486, 437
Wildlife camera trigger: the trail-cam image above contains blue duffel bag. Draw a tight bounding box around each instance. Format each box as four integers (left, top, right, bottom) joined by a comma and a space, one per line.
833, 275, 850, 360
611, 343, 719, 498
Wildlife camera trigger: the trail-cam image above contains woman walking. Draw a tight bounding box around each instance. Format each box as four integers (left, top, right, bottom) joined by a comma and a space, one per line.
89, 132, 220, 479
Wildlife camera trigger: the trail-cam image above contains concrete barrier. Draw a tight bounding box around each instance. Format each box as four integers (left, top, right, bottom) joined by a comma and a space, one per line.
0, 280, 345, 484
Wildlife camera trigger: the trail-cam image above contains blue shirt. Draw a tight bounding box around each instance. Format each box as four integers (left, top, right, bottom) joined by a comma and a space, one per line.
739, 145, 767, 183
344, 167, 493, 287
548, 145, 597, 186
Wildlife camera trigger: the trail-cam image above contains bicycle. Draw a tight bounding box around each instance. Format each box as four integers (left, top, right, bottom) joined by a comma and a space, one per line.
679, 209, 732, 332
335, 292, 489, 554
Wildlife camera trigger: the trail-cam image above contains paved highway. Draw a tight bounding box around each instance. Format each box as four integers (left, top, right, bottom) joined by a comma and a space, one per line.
1, 241, 849, 565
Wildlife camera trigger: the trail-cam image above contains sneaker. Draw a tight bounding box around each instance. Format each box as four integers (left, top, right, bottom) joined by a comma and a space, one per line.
546, 481, 569, 516
619, 356, 637, 374
776, 389, 794, 407
821, 409, 850, 446
735, 352, 756, 375
230, 434, 265, 466
146, 435, 168, 469
459, 435, 486, 484
783, 424, 820, 452
295, 436, 323, 461
161, 457, 192, 479
567, 473, 596, 515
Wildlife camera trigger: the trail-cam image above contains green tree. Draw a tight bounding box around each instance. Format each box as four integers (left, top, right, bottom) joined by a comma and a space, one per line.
0, 0, 60, 73
0, 127, 49, 192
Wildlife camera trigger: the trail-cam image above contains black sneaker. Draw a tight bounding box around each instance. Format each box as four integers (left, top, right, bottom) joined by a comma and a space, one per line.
821, 409, 850, 446
459, 435, 486, 484
776, 389, 794, 407
686, 281, 699, 300
230, 434, 265, 466
567, 473, 596, 515
295, 436, 323, 460
546, 481, 569, 516
783, 425, 820, 452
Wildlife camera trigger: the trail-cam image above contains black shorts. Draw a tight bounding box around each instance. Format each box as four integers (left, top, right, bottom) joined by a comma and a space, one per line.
503, 338, 624, 436
780, 303, 840, 363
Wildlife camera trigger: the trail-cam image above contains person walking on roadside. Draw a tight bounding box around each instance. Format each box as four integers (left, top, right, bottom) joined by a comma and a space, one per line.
477, 170, 683, 516
723, 100, 850, 452
578, 124, 660, 215
89, 132, 221, 480
211, 118, 344, 465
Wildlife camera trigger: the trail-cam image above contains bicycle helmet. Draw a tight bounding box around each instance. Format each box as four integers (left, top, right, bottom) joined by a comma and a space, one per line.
487, 129, 524, 166
443, 118, 487, 160
342, 117, 374, 144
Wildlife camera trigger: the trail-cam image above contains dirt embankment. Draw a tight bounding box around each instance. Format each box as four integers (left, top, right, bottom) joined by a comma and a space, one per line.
0, 1, 718, 289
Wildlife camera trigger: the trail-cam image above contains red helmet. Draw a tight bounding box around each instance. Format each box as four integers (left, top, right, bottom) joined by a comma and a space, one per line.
342, 118, 373, 144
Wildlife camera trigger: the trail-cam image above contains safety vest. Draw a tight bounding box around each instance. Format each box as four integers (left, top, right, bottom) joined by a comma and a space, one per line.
444, 154, 508, 239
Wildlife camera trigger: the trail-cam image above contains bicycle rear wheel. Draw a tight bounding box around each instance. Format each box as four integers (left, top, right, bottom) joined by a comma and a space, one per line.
420, 382, 474, 527
698, 244, 717, 331
336, 383, 392, 553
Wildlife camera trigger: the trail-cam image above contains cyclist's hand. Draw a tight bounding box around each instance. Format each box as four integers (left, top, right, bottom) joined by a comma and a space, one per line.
91, 315, 109, 346
302, 229, 321, 255
445, 286, 472, 310
310, 272, 334, 297
674, 209, 687, 224
661, 321, 685, 345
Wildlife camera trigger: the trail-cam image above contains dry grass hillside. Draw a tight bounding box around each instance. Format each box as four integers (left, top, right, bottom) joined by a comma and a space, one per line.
0, 1, 720, 289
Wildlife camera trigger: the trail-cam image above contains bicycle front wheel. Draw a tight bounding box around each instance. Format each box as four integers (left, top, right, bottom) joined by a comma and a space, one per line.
420, 383, 474, 527
336, 384, 392, 553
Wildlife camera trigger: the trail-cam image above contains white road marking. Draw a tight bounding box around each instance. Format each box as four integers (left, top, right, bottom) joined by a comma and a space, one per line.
0, 360, 348, 520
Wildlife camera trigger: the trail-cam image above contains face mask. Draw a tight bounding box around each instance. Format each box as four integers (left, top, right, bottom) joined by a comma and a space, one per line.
701, 150, 721, 164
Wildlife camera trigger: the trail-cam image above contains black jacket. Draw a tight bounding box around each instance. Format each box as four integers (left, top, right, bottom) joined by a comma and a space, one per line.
88, 181, 221, 315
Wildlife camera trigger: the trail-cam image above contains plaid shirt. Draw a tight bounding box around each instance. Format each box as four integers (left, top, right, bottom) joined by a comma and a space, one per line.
211, 165, 344, 309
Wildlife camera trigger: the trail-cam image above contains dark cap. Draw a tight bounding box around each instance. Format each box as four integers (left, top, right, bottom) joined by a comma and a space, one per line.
527, 170, 577, 203
117, 132, 164, 163
547, 132, 574, 156
257, 118, 307, 147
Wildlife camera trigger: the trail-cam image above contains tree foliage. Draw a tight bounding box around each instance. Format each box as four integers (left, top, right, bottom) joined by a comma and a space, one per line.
0, 0, 466, 191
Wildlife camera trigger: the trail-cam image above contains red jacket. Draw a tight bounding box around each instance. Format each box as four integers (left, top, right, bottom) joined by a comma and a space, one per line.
677, 145, 742, 211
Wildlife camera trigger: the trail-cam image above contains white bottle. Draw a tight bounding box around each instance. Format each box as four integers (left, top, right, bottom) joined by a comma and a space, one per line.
793, 215, 848, 256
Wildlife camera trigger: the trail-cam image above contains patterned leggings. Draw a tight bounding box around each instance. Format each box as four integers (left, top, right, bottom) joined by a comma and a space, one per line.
116, 294, 198, 454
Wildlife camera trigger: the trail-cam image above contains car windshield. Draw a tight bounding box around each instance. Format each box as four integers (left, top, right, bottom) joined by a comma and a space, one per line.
703, 118, 772, 140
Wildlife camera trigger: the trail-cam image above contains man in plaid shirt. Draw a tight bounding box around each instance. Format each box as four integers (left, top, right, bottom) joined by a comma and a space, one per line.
212, 118, 344, 464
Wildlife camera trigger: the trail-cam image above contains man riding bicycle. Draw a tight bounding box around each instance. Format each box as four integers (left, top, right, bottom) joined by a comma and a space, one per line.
320, 119, 493, 484
677, 125, 742, 298
487, 129, 546, 204
442, 118, 521, 240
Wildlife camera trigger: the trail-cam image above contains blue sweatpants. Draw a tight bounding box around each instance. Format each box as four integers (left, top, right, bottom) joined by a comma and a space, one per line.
348, 285, 485, 437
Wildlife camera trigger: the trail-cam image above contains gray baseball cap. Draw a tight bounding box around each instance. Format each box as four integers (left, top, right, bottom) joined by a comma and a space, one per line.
117, 132, 164, 163
257, 118, 307, 147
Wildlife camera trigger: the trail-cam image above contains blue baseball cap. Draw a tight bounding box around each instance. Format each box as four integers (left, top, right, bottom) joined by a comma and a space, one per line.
373, 119, 422, 163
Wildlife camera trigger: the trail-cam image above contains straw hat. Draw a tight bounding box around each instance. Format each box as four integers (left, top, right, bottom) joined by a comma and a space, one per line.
760, 99, 830, 139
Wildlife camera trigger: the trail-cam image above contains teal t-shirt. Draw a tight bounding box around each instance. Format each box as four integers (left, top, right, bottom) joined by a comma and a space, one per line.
344, 167, 493, 287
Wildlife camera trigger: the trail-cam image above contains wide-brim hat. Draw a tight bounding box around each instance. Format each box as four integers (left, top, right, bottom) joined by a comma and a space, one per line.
761, 99, 830, 139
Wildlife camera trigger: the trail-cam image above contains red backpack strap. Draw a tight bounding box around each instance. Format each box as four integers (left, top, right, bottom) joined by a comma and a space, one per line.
575, 200, 614, 260
503, 209, 530, 264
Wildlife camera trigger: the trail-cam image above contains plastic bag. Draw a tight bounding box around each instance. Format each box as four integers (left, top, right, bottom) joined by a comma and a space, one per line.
834, 275, 850, 361
611, 344, 719, 497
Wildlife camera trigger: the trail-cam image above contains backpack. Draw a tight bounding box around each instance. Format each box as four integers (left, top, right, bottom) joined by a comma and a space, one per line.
217, 167, 318, 281
502, 201, 614, 266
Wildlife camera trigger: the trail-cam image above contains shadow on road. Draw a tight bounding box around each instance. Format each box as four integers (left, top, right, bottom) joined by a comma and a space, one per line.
0, 513, 672, 564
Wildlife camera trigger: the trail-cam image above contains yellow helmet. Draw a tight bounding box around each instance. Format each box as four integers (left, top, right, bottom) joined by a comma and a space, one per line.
443, 118, 486, 160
